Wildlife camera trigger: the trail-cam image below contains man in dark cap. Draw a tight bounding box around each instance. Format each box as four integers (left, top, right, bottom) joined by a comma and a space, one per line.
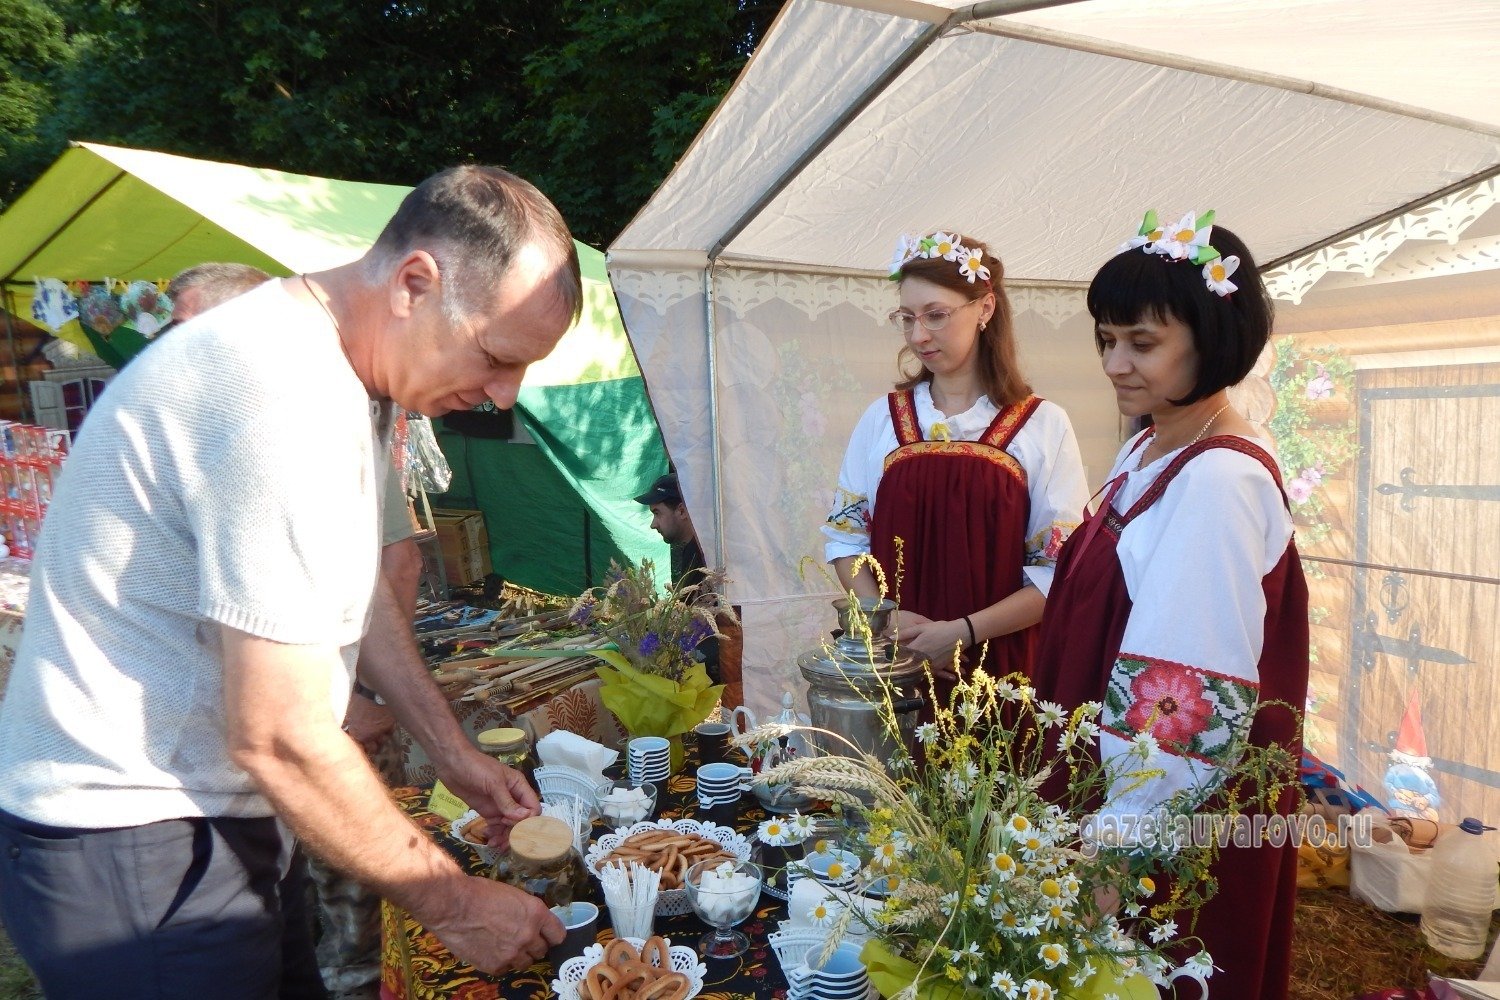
635, 473, 720, 681
635, 473, 708, 587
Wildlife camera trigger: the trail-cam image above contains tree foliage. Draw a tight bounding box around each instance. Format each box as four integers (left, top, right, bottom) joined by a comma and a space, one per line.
0, 0, 71, 206
0, 0, 785, 245
511, 0, 783, 243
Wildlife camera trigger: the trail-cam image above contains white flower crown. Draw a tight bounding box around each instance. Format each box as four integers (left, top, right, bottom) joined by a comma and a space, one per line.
889, 231, 992, 284
1119, 210, 1240, 298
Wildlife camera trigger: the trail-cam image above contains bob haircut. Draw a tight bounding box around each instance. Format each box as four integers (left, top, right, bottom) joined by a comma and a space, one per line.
895, 234, 1031, 407
1086, 224, 1273, 406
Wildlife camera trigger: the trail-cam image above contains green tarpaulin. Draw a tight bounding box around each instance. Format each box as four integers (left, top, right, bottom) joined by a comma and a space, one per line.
0, 141, 668, 594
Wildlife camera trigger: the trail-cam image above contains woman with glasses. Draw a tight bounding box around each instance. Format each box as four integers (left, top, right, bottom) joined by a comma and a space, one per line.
822, 232, 1088, 695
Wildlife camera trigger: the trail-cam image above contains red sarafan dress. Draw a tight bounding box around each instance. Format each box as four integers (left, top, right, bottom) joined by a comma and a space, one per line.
873, 391, 1044, 711
1034, 433, 1309, 1000
823, 384, 1089, 708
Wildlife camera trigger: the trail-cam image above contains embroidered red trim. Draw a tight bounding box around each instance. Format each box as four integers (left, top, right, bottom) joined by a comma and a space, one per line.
980, 394, 1042, 450
887, 391, 921, 446
1116, 651, 1262, 691
883, 440, 1026, 481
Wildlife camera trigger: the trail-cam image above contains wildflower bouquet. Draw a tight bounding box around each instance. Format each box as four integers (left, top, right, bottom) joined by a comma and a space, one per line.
743, 657, 1295, 1000
570, 560, 732, 768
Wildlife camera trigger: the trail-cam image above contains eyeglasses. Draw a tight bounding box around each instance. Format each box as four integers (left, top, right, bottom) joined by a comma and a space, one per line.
887, 297, 983, 335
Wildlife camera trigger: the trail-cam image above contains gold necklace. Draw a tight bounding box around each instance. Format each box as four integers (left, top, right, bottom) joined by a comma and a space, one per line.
1189, 402, 1232, 445
1138, 402, 1232, 471
299, 274, 354, 368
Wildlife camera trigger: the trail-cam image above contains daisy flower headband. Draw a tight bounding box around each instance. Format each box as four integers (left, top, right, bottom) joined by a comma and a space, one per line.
1119, 209, 1240, 297
888, 231, 992, 285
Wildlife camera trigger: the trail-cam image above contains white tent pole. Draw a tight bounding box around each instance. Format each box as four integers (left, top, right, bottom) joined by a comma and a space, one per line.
970, 19, 1500, 140
705, 0, 1090, 261
703, 263, 726, 571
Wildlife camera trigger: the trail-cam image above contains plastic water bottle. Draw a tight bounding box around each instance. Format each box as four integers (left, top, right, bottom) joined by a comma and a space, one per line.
1421, 817, 1499, 959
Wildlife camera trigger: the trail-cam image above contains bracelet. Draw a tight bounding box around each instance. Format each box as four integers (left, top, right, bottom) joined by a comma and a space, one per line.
352, 680, 383, 705
962, 615, 977, 648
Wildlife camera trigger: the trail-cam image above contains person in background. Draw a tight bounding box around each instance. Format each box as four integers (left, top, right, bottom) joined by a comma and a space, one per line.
1032, 213, 1307, 999
636, 472, 722, 684
168, 261, 419, 999
636, 472, 706, 586
824, 231, 1089, 706
0, 165, 581, 997
166, 262, 271, 325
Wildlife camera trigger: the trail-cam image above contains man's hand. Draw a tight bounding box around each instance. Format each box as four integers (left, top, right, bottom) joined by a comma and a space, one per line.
900, 619, 969, 679
438, 748, 541, 849
342, 694, 396, 755
425, 876, 565, 974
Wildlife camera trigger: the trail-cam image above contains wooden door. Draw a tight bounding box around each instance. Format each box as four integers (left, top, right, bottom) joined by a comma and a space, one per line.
1341, 363, 1500, 823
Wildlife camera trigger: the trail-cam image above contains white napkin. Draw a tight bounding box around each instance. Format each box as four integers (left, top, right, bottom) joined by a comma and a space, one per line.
536, 730, 617, 782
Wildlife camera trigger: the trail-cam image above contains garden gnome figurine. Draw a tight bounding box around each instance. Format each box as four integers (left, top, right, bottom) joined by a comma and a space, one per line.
1384, 687, 1441, 822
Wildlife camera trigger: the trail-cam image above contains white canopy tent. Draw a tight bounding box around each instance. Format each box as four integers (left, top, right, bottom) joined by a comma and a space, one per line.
608, 0, 1500, 819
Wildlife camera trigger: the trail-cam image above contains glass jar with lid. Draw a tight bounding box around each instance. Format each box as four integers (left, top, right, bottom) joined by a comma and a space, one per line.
493, 815, 587, 908
477, 726, 536, 788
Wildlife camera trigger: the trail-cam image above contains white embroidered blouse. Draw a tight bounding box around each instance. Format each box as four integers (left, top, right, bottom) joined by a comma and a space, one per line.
1093, 430, 1295, 830
822, 382, 1089, 596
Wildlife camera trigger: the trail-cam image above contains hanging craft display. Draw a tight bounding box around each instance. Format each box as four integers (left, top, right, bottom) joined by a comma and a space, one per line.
29, 278, 80, 333
29, 278, 174, 369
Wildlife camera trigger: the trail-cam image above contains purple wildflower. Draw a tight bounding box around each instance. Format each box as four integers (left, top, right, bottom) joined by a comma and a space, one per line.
678, 618, 713, 652
569, 597, 595, 625
639, 632, 662, 657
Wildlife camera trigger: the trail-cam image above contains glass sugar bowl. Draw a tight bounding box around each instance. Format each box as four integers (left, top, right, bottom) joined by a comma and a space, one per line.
493, 815, 586, 908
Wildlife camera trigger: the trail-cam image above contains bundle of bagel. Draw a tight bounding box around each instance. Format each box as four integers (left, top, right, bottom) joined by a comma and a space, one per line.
591, 829, 736, 891
578, 937, 689, 1000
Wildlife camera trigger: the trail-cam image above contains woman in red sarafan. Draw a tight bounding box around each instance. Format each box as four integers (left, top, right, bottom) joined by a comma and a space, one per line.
821, 231, 1090, 708
1033, 213, 1309, 1000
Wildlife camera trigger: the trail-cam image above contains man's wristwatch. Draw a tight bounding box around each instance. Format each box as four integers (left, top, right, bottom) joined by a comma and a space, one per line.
352, 680, 385, 706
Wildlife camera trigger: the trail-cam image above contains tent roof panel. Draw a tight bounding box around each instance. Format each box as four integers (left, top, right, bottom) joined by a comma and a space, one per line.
613, 2, 927, 256
995, 0, 1500, 132
612, 0, 1500, 270
83, 142, 410, 273
725, 29, 1500, 279
0, 143, 626, 391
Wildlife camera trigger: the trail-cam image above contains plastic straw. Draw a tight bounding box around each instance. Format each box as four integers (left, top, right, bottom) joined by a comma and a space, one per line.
600, 859, 659, 940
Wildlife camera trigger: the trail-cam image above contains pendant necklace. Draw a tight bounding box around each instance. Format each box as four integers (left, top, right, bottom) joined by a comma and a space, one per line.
299, 274, 354, 370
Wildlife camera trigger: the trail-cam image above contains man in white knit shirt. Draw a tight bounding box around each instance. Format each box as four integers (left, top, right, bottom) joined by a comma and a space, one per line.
0, 166, 580, 998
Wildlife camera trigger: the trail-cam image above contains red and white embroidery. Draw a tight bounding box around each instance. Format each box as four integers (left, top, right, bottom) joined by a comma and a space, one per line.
1103, 654, 1258, 765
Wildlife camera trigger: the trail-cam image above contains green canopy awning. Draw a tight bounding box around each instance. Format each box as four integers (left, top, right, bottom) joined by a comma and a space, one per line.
0, 142, 669, 594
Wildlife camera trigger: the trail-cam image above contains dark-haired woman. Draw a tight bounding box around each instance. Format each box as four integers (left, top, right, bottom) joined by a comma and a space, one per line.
1034, 213, 1308, 999
823, 232, 1088, 699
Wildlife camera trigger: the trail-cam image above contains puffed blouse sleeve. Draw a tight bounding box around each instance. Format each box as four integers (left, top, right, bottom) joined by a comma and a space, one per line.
823, 397, 891, 563
1094, 448, 1293, 828
1020, 402, 1090, 597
